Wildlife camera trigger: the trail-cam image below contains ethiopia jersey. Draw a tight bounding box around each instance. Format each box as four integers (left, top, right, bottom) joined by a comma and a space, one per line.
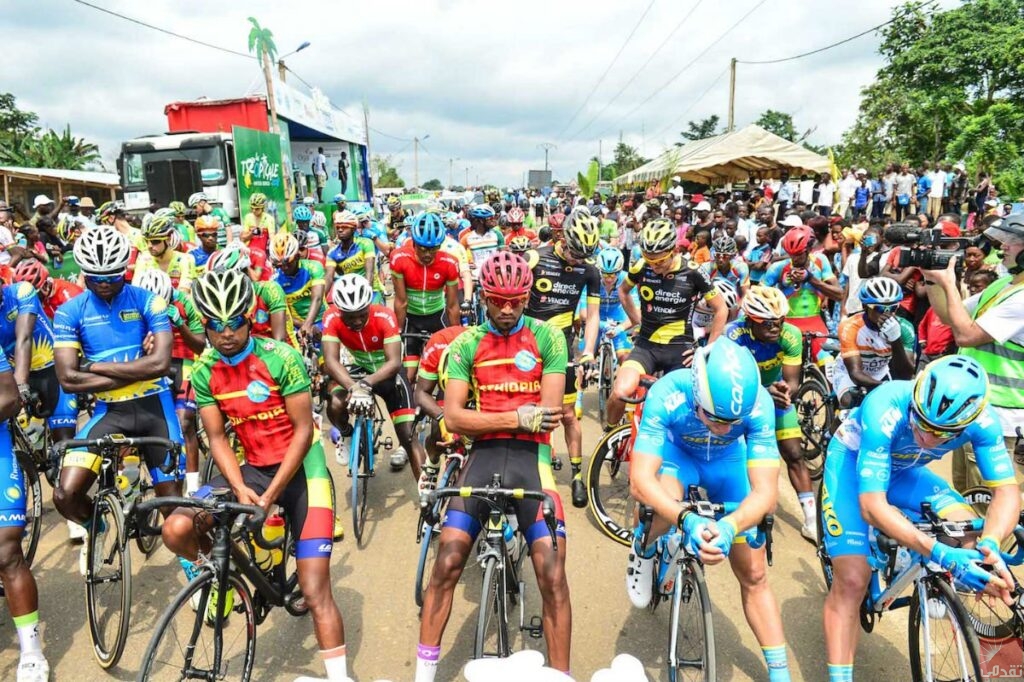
322, 303, 401, 372
445, 316, 567, 444
626, 255, 715, 345
325, 238, 384, 295
53, 284, 172, 402
169, 290, 203, 361
761, 253, 834, 319
524, 244, 600, 336
0, 282, 55, 371
699, 260, 750, 289
389, 244, 460, 316
273, 259, 326, 326
191, 337, 311, 467
726, 318, 802, 385
251, 280, 298, 346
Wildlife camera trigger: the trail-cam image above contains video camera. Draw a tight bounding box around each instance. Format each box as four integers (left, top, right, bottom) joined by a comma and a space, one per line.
884, 224, 977, 270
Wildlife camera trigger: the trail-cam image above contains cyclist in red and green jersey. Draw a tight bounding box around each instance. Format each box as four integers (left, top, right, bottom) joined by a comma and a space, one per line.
321, 275, 425, 479
13, 258, 83, 320
392, 213, 461, 383
161, 270, 349, 682
415, 252, 570, 682
413, 324, 465, 493
208, 247, 298, 347
324, 211, 385, 304
269, 232, 326, 339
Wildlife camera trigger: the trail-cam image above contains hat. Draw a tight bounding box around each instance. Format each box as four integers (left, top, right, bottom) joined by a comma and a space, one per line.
937, 220, 961, 238
984, 217, 1024, 244
66, 195, 80, 206
79, 197, 96, 208
781, 215, 804, 228
695, 200, 711, 212
671, 176, 681, 183
985, 198, 1000, 207
33, 194, 54, 208
856, 168, 867, 176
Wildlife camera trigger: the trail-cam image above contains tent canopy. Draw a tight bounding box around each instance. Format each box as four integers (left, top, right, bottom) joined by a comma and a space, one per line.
615, 124, 830, 187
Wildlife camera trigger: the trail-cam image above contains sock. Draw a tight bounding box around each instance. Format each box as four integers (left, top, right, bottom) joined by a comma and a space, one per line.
762, 645, 790, 682
415, 643, 440, 682
570, 459, 582, 476
14, 612, 41, 656
798, 492, 816, 523
321, 644, 347, 681
827, 662, 854, 682
632, 525, 656, 559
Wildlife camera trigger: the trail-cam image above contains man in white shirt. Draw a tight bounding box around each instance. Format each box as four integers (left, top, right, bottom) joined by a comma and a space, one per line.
927, 166, 947, 221
798, 174, 815, 205
669, 176, 685, 204
312, 146, 328, 202
837, 169, 858, 219
816, 172, 837, 217
0, 208, 14, 267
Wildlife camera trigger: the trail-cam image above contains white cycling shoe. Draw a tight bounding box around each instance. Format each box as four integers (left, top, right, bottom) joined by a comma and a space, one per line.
389, 447, 408, 470
800, 521, 818, 543
17, 653, 50, 682
67, 520, 87, 543
625, 547, 654, 608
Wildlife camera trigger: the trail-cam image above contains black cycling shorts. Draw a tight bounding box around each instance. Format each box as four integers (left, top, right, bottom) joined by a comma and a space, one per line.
622, 338, 689, 377
331, 372, 416, 427
403, 312, 446, 366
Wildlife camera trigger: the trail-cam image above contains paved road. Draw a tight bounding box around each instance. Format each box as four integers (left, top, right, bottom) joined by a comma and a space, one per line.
2, 393, 920, 681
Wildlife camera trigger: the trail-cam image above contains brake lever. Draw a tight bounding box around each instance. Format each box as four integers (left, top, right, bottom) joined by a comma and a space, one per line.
542, 497, 558, 552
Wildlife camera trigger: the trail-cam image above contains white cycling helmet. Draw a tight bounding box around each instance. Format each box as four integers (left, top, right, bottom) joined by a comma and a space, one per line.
332, 274, 374, 312
187, 192, 209, 208
133, 269, 174, 305
712, 279, 738, 310
73, 227, 131, 275
859, 277, 903, 307
742, 285, 790, 319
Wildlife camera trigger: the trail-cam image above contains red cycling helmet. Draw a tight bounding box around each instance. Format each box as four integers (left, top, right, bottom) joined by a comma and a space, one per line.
13, 259, 49, 290
507, 207, 525, 225
479, 251, 534, 296
781, 227, 813, 256
548, 213, 566, 230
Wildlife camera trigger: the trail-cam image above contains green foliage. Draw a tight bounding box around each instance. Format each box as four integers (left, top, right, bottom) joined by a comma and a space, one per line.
577, 159, 600, 196
613, 140, 647, 176
421, 178, 443, 191
0, 93, 99, 170
677, 115, 721, 144
755, 110, 798, 142
246, 17, 277, 63
372, 155, 405, 188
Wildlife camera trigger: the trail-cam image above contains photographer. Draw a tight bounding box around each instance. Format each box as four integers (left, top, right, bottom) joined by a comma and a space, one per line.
923, 214, 1024, 493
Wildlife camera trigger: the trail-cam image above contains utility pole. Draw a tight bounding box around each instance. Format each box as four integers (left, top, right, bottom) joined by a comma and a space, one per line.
537, 143, 557, 172
465, 167, 470, 187
728, 57, 737, 133
414, 137, 420, 188
449, 157, 460, 189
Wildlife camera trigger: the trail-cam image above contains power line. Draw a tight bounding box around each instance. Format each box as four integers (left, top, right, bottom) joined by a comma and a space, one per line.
555, 0, 657, 140
563, 0, 704, 143
369, 127, 411, 142
649, 65, 730, 144
737, 15, 898, 65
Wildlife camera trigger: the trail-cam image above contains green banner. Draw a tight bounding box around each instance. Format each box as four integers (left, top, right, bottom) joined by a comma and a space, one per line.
233, 125, 287, 229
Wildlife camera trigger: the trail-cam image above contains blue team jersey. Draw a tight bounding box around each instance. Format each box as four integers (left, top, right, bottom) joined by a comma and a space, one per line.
0, 282, 56, 371
358, 220, 387, 243
189, 246, 215, 270
577, 272, 635, 323
832, 381, 1015, 495
53, 284, 172, 402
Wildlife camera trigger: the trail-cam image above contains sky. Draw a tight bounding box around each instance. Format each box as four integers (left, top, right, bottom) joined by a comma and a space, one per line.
4, 0, 958, 187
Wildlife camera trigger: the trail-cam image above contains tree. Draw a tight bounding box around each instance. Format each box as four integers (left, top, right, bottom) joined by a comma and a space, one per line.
247, 18, 279, 133
0, 92, 99, 170
613, 140, 647, 174
677, 115, 721, 144
422, 178, 443, 191
372, 154, 405, 188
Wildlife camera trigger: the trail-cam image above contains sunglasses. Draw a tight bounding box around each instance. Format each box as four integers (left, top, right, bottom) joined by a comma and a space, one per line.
642, 250, 674, 264
146, 237, 169, 245
206, 316, 248, 332
414, 244, 440, 254
747, 315, 784, 327
486, 294, 529, 310
909, 410, 962, 441
866, 303, 900, 315
699, 405, 742, 426
85, 274, 124, 285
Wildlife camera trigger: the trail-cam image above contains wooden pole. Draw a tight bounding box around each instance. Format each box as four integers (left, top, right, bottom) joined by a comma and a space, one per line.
728, 58, 737, 133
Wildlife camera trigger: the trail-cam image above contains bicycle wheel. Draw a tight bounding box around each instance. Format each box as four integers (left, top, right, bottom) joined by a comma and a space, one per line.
350, 418, 372, 545
597, 342, 614, 425
586, 424, 635, 546
795, 379, 832, 480
815, 482, 834, 590
15, 449, 42, 567
668, 561, 716, 682
415, 459, 461, 608
138, 569, 256, 681
473, 554, 510, 659
85, 490, 131, 669
133, 468, 161, 556
908, 576, 984, 682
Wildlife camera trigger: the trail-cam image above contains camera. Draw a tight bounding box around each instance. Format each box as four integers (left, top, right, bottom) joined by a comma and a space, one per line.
885, 223, 977, 270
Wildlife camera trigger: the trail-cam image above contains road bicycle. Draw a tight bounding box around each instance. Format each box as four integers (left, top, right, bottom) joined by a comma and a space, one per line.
8, 408, 55, 568
197, 418, 245, 485
595, 331, 619, 426
413, 437, 468, 608
793, 331, 839, 480
634, 486, 774, 682
346, 384, 390, 547
52, 434, 180, 669
300, 334, 328, 414
134, 491, 310, 681
420, 474, 559, 659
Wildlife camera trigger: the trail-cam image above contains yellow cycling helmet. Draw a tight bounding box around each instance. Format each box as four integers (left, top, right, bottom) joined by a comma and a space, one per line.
742, 285, 790, 319
563, 212, 601, 258
268, 231, 300, 264
639, 218, 676, 254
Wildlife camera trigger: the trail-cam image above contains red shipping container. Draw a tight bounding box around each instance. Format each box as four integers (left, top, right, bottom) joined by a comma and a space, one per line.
164, 97, 269, 134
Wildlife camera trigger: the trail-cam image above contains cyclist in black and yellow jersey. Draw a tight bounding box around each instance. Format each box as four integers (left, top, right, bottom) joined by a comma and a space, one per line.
524, 211, 601, 508
605, 218, 727, 429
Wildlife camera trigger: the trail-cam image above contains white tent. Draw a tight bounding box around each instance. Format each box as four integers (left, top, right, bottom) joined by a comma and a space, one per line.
614, 124, 830, 187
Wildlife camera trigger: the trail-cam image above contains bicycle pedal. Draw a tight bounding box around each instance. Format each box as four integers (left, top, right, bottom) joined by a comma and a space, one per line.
551, 456, 563, 472
523, 615, 544, 639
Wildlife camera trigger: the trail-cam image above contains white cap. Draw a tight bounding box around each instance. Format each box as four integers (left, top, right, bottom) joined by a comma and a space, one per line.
33, 194, 54, 208
954, 162, 966, 171
671, 176, 682, 183
695, 200, 711, 212
856, 168, 867, 176
781, 215, 804, 227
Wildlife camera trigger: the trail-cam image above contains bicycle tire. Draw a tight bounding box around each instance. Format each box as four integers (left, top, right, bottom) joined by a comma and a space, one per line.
597, 342, 614, 425
815, 481, 834, 590
586, 424, 635, 546
415, 457, 462, 608
15, 449, 42, 567
668, 561, 716, 682
133, 470, 161, 557
138, 569, 256, 681
795, 378, 832, 480
473, 554, 510, 659
86, 490, 131, 669
908, 576, 984, 682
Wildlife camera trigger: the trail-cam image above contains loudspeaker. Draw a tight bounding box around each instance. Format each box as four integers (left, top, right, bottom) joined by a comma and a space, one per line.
145, 159, 202, 207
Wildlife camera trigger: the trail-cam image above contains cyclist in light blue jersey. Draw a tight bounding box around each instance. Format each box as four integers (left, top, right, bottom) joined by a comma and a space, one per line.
577, 248, 637, 363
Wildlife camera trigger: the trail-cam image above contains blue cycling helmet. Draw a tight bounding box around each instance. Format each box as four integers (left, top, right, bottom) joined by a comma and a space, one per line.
456, 218, 471, 232
597, 248, 624, 274
858, 277, 902, 306
468, 204, 495, 220
411, 212, 446, 248
293, 205, 313, 222
912, 356, 988, 430
332, 193, 346, 204
691, 337, 761, 421
352, 206, 373, 221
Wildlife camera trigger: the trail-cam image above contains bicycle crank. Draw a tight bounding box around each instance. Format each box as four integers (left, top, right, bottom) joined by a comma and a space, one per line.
523, 615, 544, 639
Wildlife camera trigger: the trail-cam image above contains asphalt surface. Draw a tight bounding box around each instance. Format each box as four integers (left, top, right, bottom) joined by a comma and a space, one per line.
1, 393, 924, 682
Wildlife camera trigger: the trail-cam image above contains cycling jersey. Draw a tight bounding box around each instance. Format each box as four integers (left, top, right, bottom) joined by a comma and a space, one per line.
325, 238, 383, 294
625, 255, 715, 345
389, 244, 460, 316
761, 253, 834, 319
700, 260, 750, 289
168, 290, 203, 361
188, 246, 217, 275
53, 284, 172, 402
459, 227, 505, 271
322, 303, 400, 372
1, 281, 57, 371
358, 220, 387, 243
725, 318, 802, 386
192, 337, 311, 468
0, 354, 26, 530
445, 316, 568, 444
831, 313, 910, 398
242, 211, 275, 252
274, 259, 326, 327
252, 280, 298, 346
822, 380, 1014, 558
132, 250, 195, 291
505, 226, 538, 243
524, 244, 600, 336
577, 273, 637, 354
40, 278, 83, 320
173, 219, 196, 246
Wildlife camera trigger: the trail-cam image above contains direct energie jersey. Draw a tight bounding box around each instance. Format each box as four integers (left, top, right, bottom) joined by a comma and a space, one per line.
274, 259, 326, 326
322, 303, 400, 372
626, 255, 715, 345
0, 282, 55, 371
725, 318, 802, 386
389, 244, 460, 316
525, 244, 600, 335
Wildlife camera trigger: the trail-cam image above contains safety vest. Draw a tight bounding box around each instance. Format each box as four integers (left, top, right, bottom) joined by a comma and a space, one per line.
959, 275, 1024, 409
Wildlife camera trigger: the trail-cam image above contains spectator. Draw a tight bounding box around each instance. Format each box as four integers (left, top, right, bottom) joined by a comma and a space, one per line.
973, 171, 992, 216
312, 146, 328, 202
689, 230, 711, 265
29, 194, 55, 226
837, 169, 858, 219
0, 206, 15, 267
870, 170, 888, 220
914, 165, 932, 218
926, 163, 946, 222
774, 171, 795, 218
669, 175, 685, 204
947, 163, 968, 215
893, 164, 916, 221
841, 224, 877, 317
816, 172, 836, 217
798, 173, 816, 206
17, 222, 49, 264
851, 172, 871, 221
747, 226, 774, 284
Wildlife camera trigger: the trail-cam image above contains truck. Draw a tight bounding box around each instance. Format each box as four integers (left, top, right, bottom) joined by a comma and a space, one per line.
118, 131, 240, 219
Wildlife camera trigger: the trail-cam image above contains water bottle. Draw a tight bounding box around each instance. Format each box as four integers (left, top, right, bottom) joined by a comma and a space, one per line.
892, 546, 912, 576
118, 455, 141, 502
263, 515, 286, 567
658, 533, 683, 594
502, 515, 519, 557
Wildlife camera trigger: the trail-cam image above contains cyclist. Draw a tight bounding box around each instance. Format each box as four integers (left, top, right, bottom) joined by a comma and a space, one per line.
322, 275, 424, 476
412, 323, 466, 493
726, 286, 817, 541
507, 235, 532, 254
52, 228, 184, 574
325, 210, 385, 304
391, 213, 461, 384
168, 201, 194, 246
459, 204, 505, 278
762, 227, 842, 359
524, 211, 601, 507
583, 248, 636, 363
702, 235, 751, 299
300, 226, 328, 267
503, 207, 537, 245
820, 355, 1018, 682
416, 252, 570, 681
0, 354, 49, 681
188, 192, 230, 247
293, 204, 314, 237
606, 218, 727, 430
161, 269, 349, 682
12, 258, 83, 320
626, 337, 792, 681
692, 279, 739, 343
270, 232, 326, 340
385, 195, 407, 232
209, 247, 297, 346
242, 192, 275, 254
131, 216, 195, 292
188, 216, 221, 275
